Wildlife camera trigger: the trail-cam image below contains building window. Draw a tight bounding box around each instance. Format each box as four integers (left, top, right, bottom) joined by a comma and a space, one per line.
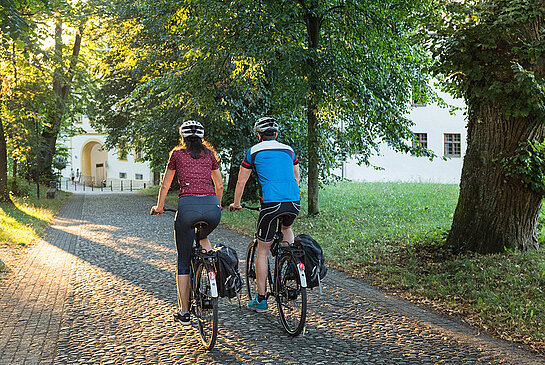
135, 173, 143, 180
413, 133, 428, 149
117, 149, 127, 161
75, 114, 84, 124
119, 172, 127, 179
444, 133, 461, 157
134, 150, 144, 162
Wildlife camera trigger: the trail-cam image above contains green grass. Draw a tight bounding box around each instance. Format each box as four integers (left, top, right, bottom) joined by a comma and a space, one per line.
141, 181, 545, 353
0, 182, 70, 248
221, 182, 458, 262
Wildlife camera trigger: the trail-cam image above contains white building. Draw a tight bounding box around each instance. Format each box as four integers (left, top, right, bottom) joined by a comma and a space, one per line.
59, 89, 466, 188
338, 90, 467, 184
59, 115, 154, 188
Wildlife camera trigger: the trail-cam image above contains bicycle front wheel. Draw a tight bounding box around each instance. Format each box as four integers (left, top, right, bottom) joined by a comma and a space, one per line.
245, 240, 259, 301
276, 254, 307, 336
194, 261, 218, 349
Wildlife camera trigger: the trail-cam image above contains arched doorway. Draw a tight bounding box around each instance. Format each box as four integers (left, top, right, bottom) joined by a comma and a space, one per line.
81, 140, 108, 187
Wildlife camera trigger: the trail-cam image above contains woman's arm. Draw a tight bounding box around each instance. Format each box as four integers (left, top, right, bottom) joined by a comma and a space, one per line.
151, 167, 175, 215
211, 168, 224, 204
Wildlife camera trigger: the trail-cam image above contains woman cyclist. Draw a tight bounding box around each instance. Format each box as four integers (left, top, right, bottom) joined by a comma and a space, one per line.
151, 120, 223, 326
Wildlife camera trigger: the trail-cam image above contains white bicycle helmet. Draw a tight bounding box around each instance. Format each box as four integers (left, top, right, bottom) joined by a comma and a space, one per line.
179, 120, 205, 138
254, 116, 279, 133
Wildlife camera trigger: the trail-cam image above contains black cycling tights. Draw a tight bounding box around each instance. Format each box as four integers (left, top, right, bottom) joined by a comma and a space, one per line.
174, 195, 221, 275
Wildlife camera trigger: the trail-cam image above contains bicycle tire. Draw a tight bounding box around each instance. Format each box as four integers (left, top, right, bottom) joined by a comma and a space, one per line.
276, 253, 307, 336
245, 240, 259, 301
194, 260, 218, 349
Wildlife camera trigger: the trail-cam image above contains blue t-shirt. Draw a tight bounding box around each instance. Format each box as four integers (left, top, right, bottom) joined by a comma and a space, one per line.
242, 140, 300, 203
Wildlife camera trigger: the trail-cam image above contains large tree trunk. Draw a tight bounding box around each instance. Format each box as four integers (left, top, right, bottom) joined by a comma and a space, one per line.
0, 113, 11, 203
447, 102, 545, 253
38, 21, 84, 175
305, 13, 321, 216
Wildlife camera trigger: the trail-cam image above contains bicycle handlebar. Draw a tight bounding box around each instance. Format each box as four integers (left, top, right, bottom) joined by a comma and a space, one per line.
163, 208, 177, 213
241, 203, 260, 211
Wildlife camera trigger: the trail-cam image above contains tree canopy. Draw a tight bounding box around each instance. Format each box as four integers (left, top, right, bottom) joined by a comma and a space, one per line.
92, 0, 435, 211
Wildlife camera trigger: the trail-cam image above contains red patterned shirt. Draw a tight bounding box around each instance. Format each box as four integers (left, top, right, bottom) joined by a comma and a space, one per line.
167, 149, 219, 197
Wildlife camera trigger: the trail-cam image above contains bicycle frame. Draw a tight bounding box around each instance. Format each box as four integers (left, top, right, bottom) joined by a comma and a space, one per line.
191, 223, 219, 299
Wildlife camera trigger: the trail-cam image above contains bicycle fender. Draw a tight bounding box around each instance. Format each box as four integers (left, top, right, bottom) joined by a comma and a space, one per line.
209, 271, 219, 298
297, 261, 307, 288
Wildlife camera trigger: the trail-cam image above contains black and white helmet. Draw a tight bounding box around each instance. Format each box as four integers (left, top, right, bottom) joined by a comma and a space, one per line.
254, 116, 279, 133
179, 120, 204, 138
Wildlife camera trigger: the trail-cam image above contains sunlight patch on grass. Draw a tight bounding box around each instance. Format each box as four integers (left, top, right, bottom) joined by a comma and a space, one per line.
0, 185, 70, 247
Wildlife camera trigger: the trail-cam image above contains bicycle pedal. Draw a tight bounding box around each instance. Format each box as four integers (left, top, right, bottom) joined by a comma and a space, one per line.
287, 289, 298, 300
202, 299, 213, 309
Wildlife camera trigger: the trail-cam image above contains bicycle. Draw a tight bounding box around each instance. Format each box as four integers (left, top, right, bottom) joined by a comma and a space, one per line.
242, 204, 308, 336
163, 208, 219, 349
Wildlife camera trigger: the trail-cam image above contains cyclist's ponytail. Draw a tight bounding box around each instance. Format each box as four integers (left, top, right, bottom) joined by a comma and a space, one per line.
180, 137, 219, 162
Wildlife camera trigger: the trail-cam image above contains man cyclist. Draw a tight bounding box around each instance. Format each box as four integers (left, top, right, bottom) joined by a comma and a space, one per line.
229, 116, 300, 312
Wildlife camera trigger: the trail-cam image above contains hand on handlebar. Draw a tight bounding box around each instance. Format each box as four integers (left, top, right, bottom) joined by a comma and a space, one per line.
229, 203, 242, 212
150, 206, 163, 216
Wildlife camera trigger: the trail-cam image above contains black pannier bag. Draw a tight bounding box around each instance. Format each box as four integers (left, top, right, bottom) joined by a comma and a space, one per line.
294, 234, 327, 290
212, 245, 243, 298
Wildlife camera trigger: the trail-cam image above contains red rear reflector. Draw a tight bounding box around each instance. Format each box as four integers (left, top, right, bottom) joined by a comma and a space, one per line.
209, 271, 216, 279
298, 262, 305, 271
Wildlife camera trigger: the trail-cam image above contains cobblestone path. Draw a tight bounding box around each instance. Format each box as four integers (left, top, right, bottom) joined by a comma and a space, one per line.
1, 193, 544, 364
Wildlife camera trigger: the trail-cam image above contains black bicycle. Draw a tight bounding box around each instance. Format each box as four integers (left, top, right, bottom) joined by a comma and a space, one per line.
164, 208, 219, 349
242, 204, 308, 336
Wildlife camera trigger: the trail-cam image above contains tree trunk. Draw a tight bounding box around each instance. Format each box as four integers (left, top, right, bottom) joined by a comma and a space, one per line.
0, 113, 12, 203
305, 13, 321, 216
447, 102, 545, 253
38, 21, 84, 175
11, 157, 17, 193
307, 101, 320, 215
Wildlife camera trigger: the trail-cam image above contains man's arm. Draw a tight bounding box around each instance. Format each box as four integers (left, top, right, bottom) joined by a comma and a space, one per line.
294, 164, 300, 185
230, 166, 252, 211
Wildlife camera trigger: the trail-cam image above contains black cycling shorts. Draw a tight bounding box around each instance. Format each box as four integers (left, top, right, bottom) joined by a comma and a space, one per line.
174, 195, 221, 275
257, 201, 300, 242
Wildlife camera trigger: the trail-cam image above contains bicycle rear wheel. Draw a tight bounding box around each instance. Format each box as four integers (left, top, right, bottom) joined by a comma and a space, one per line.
194, 261, 218, 349
245, 240, 259, 301
276, 254, 307, 336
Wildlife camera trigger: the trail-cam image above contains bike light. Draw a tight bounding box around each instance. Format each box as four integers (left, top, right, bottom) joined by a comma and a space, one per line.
209, 271, 216, 280
298, 262, 305, 271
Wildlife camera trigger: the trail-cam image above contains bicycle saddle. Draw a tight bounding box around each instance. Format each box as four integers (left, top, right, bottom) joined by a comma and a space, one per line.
192, 220, 208, 229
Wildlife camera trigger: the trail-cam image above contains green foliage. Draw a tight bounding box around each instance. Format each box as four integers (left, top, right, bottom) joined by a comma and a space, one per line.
7, 176, 30, 197
430, 0, 545, 119
1, 0, 100, 182
498, 140, 545, 193
92, 0, 436, 179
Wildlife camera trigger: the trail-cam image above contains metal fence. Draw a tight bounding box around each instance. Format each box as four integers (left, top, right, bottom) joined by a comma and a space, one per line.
57, 177, 151, 192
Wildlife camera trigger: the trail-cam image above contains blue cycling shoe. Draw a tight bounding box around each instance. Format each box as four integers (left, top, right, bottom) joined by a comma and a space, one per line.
248, 296, 268, 312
